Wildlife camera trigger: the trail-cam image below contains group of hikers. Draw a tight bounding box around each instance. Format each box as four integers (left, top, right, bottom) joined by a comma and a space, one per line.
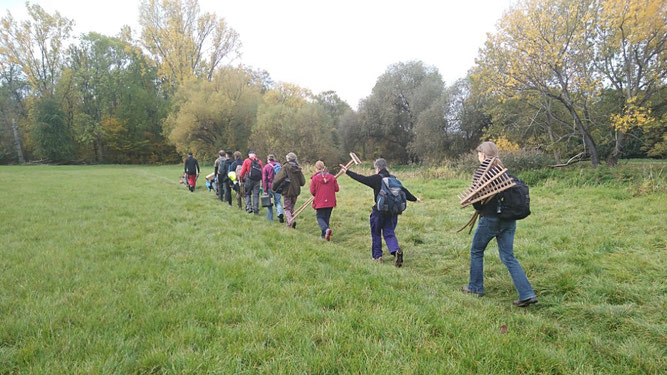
182, 141, 538, 308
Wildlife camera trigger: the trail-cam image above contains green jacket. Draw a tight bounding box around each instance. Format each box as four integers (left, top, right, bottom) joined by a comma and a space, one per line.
273, 161, 305, 198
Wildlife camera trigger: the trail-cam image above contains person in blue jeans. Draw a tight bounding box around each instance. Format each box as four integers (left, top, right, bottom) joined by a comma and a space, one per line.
462, 141, 538, 307
339, 158, 421, 267
262, 154, 284, 222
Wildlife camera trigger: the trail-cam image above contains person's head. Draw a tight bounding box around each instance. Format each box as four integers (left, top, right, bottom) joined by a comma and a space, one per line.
374, 158, 387, 173
267, 154, 275, 163
219, 150, 225, 157
315, 160, 325, 171
476, 141, 500, 163
188, 152, 193, 157
233, 151, 242, 160
226, 151, 233, 158
248, 150, 256, 159
286, 152, 298, 163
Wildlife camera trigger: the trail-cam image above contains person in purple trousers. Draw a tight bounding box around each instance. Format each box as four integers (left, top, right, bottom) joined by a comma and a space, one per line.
339, 158, 421, 267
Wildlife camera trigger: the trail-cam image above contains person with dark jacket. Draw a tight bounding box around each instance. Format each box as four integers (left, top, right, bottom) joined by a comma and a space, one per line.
239, 150, 264, 214
183, 152, 200, 192
213, 150, 226, 200
463, 141, 537, 307
272, 152, 305, 228
339, 158, 421, 267
230, 151, 244, 209
220, 151, 234, 205
310, 160, 339, 240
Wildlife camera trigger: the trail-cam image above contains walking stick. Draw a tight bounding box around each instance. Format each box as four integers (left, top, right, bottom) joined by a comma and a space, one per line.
290, 152, 362, 221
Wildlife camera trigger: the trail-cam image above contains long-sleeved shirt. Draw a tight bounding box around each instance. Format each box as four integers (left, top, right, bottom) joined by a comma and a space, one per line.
262, 161, 280, 191
345, 168, 417, 210
184, 156, 199, 175
239, 156, 264, 181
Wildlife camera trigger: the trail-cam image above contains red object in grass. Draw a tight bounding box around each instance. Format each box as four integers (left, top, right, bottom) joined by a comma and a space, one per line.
500, 325, 508, 334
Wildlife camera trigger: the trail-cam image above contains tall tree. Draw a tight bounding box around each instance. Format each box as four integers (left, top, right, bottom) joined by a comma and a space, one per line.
164, 67, 263, 159
358, 61, 444, 162
139, 0, 241, 90
595, 0, 666, 165
31, 97, 74, 162
475, 0, 603, 166
0, 62, 28, 163
0, 2, 73, 96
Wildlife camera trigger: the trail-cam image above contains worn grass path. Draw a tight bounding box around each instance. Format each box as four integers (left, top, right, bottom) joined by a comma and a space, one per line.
0, 164, 665, 374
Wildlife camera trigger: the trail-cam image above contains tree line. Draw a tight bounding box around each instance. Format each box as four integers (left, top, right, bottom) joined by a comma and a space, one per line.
1, 0, 664, 167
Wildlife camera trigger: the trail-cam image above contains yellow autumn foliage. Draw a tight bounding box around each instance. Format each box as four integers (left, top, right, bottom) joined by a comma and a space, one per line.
492, 136, 520, 152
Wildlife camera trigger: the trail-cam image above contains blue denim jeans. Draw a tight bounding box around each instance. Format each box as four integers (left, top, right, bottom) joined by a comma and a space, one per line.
468, 216, 536, 300
266, 190, 283, 221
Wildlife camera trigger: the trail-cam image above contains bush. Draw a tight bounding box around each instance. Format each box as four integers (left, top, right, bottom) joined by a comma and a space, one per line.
454, 149, 555, 174
518, 161, 666, 192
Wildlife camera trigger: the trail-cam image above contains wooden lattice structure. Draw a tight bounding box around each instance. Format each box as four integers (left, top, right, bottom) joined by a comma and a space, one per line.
457, 158, 516, 233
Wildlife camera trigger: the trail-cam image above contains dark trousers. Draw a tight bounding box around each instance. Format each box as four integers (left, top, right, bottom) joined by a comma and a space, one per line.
216, 175, 225, 200
369, 209, 400, 259
316, 207, 333, 237
222, 181, 232, 205
244, 178, 260, 213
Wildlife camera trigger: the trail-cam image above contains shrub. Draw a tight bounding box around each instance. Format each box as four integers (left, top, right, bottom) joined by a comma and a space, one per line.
454, 149, 555, 174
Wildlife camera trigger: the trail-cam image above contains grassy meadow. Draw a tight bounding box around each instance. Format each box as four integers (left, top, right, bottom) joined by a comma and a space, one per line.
0, 161, 665, 374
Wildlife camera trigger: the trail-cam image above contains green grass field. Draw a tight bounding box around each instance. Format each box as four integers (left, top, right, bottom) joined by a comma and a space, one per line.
0, 162, 665, 374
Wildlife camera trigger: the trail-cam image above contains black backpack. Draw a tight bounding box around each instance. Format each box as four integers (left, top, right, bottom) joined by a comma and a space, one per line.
249, 159, 262, 181
498, 174, 531, 220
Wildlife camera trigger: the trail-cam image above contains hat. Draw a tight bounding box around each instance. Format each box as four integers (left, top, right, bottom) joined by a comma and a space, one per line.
248, 150, 255, 155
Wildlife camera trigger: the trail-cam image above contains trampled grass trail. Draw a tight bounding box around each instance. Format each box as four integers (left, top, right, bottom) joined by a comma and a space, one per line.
0, 164, 665, 374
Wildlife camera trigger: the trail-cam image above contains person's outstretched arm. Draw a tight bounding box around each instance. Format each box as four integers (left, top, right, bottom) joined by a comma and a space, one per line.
402, 186, 421, 202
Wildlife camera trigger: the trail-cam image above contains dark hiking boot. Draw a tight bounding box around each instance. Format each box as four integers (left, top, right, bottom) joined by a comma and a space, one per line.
278, 214, 284, 223
513, 296, 538, 307
395, 250, 403, 268
373, 257, 383, 263
461, 285, 484, 297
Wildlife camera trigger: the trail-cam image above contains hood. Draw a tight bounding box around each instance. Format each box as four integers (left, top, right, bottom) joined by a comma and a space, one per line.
312, 171, 331, 183
287, 161, 301, 172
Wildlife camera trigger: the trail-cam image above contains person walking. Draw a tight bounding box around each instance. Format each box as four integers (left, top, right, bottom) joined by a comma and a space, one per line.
183, 152, 200, 192
310, 161, 339, 240
462, 141, 538, 307
239, 150, 264, 215
339, 158, 421, 267
213, 150, 226, 200
230, 151, 244, 209
221, 151, 234, 205
262, 154, 284, 222
272, 152, 305, 228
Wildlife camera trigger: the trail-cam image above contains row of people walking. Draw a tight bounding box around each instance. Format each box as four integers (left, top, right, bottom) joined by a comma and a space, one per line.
184, 141, 537, 307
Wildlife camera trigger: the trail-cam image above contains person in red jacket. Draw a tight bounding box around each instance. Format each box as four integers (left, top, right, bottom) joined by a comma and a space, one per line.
310, 160, 339, 241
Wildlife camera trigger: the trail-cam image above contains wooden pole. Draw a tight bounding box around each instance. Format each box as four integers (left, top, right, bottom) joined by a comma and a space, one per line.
290, 153, 361, 221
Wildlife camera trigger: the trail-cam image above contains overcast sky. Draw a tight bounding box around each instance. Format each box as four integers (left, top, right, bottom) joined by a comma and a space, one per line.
3, 0, 513, 109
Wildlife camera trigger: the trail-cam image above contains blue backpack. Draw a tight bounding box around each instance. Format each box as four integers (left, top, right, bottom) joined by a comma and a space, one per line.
376, 177, 407, 215
272, 162, 281, 176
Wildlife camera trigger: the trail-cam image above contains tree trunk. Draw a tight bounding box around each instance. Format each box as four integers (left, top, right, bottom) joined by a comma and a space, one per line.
567, 106, 599, 167
11, 118, 25, 164
544, 100, 561, 164
95, 125, 104, 163
607, 130, 625, 166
